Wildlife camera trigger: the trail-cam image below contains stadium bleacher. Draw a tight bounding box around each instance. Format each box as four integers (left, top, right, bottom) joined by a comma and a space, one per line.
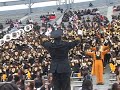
0, 0, 120, 90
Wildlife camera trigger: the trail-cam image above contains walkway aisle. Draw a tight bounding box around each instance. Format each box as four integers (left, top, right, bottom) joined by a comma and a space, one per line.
56, 15, 63, 25
107, 6, 113, 22
71, 65, 111, 90
93, 65, 111, 90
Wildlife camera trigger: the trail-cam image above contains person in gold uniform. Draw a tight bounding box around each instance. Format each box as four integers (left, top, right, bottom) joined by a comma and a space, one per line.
2, 73, 7, 82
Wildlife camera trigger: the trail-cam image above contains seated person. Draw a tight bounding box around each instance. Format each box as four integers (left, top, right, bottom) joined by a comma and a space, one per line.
111, 83, 120, 90
82, 79, 93, 90
25, 82, 34, 90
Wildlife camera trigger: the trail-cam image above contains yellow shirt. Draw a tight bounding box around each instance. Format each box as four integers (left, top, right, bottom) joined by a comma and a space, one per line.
109, 63, 116, 72
2, 74, 7, 81
27, 71, 31, 79
77, 73, 81, 78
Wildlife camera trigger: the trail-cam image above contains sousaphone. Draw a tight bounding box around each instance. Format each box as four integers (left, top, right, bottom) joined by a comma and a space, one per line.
0, 39, 5, 46
24, 24, 33, 32
11, 30, 21, 39
3, 34, 12, 42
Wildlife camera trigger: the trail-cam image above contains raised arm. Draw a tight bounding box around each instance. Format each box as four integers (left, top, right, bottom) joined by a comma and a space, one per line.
102, 48, 110, 55
39, 35, 50, 50
67, 36, 81, 49
85, 51, 94, 57
102, 45, 109, 51
90, 47, 96, 51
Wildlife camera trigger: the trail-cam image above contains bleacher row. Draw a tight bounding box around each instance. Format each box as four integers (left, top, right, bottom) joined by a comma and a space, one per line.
0, 11, 63, 32
0, 72, 117, 90
0, 73, 84, 90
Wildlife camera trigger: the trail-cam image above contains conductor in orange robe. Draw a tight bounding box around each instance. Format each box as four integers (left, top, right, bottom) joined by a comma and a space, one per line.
85, 46, 110, 85
90, 45, 109, 75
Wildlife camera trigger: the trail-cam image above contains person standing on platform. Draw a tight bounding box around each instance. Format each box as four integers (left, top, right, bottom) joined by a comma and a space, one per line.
41, 30, 80, 90
90, 44, 110, 75
85, 45, 110, 85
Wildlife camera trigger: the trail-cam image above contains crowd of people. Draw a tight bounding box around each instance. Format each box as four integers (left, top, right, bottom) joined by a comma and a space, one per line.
0, 19, 23, 39
0, 7, 119, 90
62, 8, 99, 22
0, 11, 57, 40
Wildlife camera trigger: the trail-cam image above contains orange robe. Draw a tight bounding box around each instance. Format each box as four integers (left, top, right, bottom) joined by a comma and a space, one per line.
90, 46, 109, 75
86, 49, 109, 84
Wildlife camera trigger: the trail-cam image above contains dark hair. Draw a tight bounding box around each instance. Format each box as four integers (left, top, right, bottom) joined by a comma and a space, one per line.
82, 79, 93, 90
35, 79, 43, 88
27, 82, 34, 90
111, 83, 119, 90
20, 79, 25, 90
14, 75, 20, 83
0, 83, 19, 90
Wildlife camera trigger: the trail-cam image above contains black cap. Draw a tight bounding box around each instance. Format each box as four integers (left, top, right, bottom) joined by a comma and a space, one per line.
51, 30, 63, 38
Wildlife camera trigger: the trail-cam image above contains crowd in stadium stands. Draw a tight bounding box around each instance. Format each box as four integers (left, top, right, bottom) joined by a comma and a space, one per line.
40, 12, 56, 22
0, 19, 22, 39
0, 81, 120, 90
62, 8, 99, 22
5, 19, 22, 25
0, 12, 56, 39
0, 7, 119, 90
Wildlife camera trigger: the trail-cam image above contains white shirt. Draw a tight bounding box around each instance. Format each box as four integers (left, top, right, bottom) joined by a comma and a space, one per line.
78, 29, 83, 36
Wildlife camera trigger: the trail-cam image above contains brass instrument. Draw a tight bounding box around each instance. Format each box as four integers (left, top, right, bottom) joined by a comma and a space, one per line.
0, 39, 5, 46
11, 30, 21, 39
3, 34, 12, 42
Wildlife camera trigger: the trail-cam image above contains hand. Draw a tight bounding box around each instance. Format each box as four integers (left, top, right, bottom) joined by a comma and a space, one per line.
81, 51, 85, 55
75, 37, 80, 41
42, 38, 48, 42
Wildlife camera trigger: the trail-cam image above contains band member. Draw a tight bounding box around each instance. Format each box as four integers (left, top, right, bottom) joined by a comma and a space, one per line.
90, 44, 109, 75
41, 30, 80, 90
85, 45, 110, 85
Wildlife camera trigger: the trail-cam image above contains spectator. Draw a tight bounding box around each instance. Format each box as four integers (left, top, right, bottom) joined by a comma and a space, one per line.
34, 74, 45, 90
111, 83, 120, 90
82, 79, 93, 90
25, 82, 34, 90
89, 3, 93, 7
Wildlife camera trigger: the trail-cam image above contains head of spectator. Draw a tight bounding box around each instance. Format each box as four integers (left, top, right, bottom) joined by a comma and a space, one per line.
0, 83, 19, 90
34, 73, 43, 89
82, 79, 93, 90
25, 82, 34, 90
111, 83, 120, 90
14, 75, 20, 84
